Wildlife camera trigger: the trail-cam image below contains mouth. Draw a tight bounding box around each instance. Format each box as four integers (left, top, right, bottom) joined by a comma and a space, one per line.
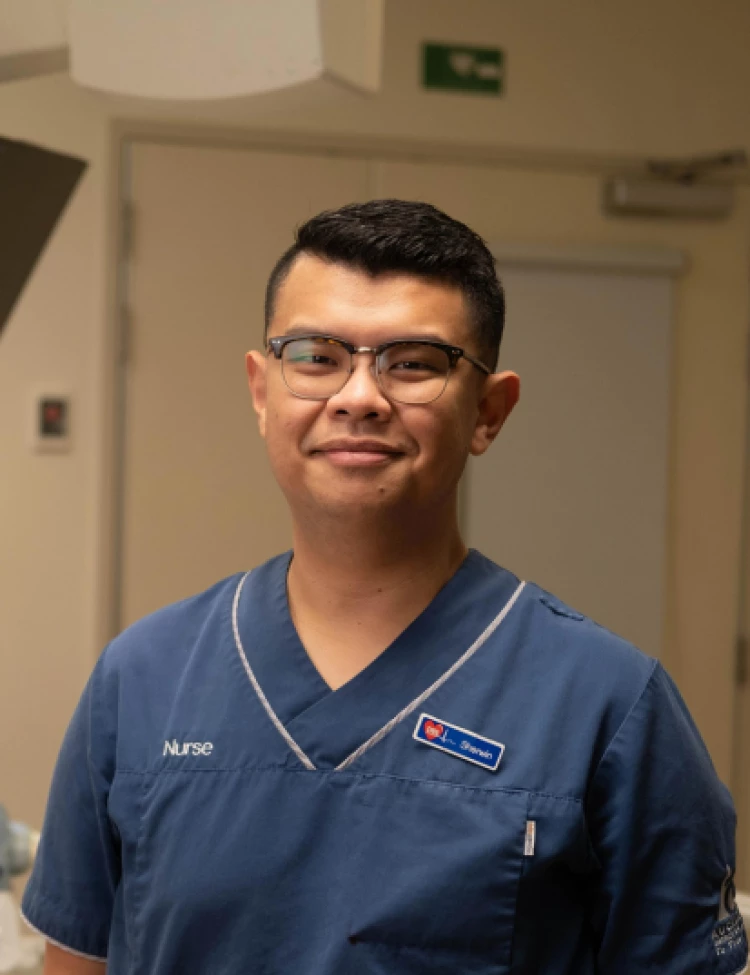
322, 450, 400, 467
312, 440, 405, 467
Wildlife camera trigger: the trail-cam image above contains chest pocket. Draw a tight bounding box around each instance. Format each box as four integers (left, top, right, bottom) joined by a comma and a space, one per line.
345, 775, 529, 975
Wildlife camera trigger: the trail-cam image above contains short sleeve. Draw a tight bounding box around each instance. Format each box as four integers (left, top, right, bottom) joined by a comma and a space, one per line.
22, 651, 120, 960
586, 661, 748, 974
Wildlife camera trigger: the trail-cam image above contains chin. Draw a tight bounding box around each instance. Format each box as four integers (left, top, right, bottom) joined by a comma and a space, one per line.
319, 486, 404, 512
294, 476, 410, 517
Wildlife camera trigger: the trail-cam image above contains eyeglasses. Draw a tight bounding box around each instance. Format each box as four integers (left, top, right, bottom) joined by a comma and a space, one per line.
267, 334, 491, 405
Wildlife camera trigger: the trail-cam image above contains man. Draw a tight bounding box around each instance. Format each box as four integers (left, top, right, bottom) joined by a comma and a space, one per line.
24, 200, 748, 974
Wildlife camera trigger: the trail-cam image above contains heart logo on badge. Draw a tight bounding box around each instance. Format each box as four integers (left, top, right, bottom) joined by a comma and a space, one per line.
424, 720, 444, 740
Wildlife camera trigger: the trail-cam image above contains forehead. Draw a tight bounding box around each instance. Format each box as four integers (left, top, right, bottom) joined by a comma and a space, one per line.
269, 253, 473, 345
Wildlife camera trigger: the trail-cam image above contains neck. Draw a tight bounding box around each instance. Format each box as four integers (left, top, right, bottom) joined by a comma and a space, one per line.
287, 505, 468, 613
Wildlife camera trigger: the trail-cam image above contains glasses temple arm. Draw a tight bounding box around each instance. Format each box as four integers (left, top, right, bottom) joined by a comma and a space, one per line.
462, 351, 492, 375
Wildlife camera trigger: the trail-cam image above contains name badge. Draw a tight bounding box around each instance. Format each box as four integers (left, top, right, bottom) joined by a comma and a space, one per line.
413, 712, 505, 771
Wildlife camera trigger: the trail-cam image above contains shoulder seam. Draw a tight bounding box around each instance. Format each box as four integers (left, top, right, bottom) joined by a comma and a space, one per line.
587, 657, 661, 789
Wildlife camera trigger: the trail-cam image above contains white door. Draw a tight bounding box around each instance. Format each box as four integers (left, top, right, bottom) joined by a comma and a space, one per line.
119, 142, 370, 627
465, 263, 672, 657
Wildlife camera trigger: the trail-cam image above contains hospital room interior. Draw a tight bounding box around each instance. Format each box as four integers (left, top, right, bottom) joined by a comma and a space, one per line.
2, 0, 750, 970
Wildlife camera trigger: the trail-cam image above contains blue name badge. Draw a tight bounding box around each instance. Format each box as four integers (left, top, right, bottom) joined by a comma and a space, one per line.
413, 713, 505, 771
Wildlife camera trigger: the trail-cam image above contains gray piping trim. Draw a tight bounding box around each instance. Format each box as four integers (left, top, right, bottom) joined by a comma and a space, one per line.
20, 910, 107, 962
335, 581, 527, 770
231, 571, 317, 771
232, 571, 526, 774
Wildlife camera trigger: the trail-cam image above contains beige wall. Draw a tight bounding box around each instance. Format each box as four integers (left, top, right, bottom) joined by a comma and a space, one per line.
0, 79, 109, 825
98, 0, 750, 157
0, 0, 67, 60
1, 0, 750, 831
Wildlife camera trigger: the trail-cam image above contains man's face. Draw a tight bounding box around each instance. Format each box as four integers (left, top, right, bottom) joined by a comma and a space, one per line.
246, 254, 518, 522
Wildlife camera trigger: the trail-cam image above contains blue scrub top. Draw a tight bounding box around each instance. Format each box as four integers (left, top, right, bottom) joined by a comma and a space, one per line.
23, 551, 748, 974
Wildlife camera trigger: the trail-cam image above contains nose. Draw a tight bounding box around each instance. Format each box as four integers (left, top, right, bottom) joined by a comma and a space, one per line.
325, 352, 393, 421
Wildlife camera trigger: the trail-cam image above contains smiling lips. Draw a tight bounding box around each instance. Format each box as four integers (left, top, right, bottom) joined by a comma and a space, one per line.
313, 439, 404, 467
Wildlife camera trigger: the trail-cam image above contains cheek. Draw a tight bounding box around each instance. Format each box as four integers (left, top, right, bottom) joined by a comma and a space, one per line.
412, 403, 475, 477
263, 399, 318, 468
265, 408, 296, 455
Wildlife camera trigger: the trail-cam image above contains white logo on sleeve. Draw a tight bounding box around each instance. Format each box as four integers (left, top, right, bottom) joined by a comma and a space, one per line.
163, 739, 214, 757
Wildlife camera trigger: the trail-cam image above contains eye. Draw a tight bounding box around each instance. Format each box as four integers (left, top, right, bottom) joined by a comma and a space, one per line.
390, 359, 441, 373
291, 352, 339, 367
382, 344, 449, 380
284, 339, 346, 372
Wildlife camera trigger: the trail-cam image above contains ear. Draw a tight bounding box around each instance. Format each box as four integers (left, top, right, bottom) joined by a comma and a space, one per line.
470, 370, 520, 456
245, 350, 268, 439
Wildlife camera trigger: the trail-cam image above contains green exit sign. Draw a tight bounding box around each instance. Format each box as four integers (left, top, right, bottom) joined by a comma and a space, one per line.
422, 42, 504, 95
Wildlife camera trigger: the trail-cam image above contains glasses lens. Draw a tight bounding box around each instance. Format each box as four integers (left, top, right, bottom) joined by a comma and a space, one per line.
379, 343, 451, 404
281, 337, 349, 398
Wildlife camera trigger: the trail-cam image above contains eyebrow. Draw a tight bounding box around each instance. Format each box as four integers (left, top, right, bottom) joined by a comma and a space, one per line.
278, 325, 453, 344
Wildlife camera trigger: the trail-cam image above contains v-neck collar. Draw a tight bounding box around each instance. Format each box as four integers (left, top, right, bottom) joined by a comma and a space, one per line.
233, 549, 523, 770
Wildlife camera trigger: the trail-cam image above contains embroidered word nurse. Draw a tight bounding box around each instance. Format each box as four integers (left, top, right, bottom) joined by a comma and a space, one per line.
163, 740, 214, 757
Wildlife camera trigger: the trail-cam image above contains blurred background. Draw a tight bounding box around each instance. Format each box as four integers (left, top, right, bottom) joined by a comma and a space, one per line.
1, 0, 750, 929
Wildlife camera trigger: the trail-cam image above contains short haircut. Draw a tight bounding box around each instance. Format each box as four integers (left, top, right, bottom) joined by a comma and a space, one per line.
264, 199, 505, 369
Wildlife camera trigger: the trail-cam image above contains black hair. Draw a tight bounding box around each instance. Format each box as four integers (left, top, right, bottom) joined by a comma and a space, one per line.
264, 199, 505, 369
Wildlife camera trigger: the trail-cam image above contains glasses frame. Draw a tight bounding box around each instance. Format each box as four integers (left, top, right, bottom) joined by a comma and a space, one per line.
267, 333, 491, 404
